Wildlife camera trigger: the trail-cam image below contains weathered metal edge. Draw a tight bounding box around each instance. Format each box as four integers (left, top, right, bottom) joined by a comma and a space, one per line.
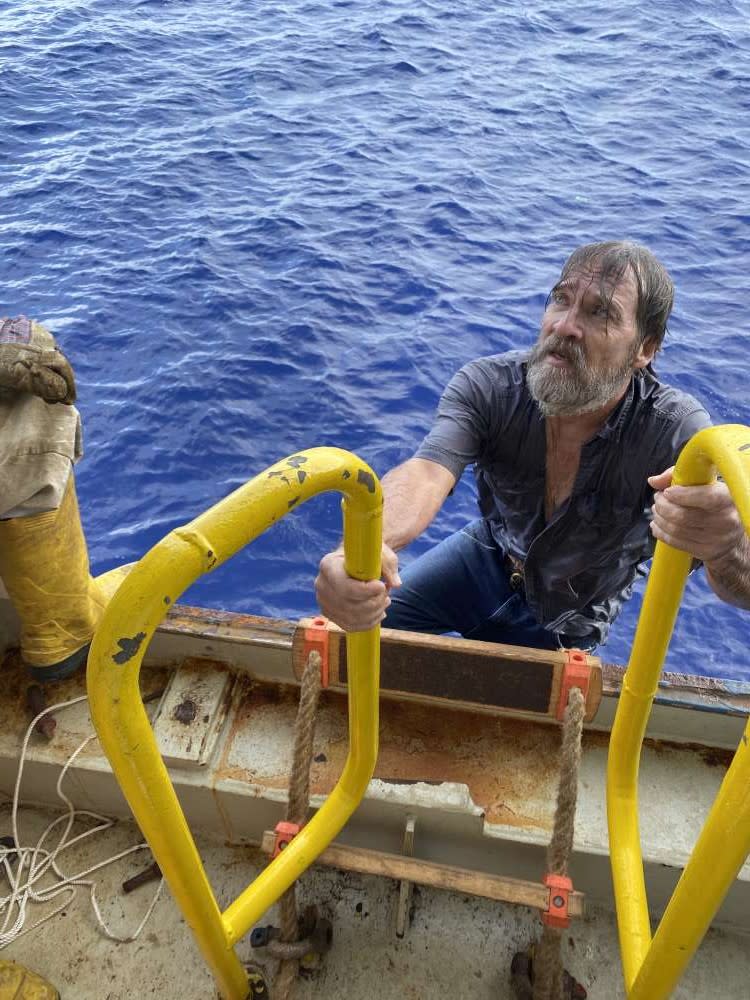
159, 603, 750, 718
601, 661, 750, 717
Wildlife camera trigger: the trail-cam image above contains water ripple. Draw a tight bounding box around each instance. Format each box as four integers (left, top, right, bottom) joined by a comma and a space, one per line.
2, 0, 749, 676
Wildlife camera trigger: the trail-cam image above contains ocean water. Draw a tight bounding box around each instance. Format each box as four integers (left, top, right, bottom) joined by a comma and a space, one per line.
2, 0, 749, 677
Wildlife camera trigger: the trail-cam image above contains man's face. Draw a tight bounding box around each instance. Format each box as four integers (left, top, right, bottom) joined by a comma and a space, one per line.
527, 265, 654, 417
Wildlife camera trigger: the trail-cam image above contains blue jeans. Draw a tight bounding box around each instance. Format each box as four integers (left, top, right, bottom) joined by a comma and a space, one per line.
383, 519, 597, 652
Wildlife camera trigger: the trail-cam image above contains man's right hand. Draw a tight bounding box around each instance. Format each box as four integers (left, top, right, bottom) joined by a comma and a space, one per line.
315, 543, 402, 632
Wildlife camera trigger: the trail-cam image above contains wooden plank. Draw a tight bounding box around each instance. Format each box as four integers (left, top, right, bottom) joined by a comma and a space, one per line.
292, 619, 602, 721
260, 831, 585, 917
587, 659, 603, 717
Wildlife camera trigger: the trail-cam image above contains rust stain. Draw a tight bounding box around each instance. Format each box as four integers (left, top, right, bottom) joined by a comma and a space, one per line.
161, 604, 296, 640
212, 678, 737, 840
173, 699, 198, 724
0, 655, 171, 761
696, 746, 732, 768
645, 738, 733, 770
215, 682, 575, 832
373, 700, 562, 830
216, 678, 293, 787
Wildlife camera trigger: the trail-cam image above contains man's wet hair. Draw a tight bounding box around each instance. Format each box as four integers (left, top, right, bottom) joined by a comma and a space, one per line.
558, 241, 674, 354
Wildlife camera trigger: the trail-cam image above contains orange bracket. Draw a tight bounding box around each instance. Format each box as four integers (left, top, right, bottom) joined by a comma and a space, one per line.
556, 649, 591, 721
303, 615, 330, 688
542, 873, 573, 928
272, 821, 304, 859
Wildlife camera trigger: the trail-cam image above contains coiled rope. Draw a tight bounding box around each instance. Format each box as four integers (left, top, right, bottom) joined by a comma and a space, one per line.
0, 694, 163, 949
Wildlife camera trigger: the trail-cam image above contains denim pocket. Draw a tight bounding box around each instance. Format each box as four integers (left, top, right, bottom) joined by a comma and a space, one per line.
463, 592, 542, 644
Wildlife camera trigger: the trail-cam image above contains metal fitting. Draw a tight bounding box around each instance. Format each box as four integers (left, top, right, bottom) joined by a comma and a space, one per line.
249, 925, 277, 949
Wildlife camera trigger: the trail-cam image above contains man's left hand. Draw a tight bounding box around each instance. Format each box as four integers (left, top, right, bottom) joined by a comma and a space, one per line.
647, 466, 745, 563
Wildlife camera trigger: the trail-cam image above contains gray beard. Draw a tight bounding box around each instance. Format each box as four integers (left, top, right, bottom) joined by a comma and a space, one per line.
526, 340, 636, 417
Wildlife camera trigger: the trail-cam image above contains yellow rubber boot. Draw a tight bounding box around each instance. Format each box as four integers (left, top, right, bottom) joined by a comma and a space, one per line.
0, 960, 59, 1000
0, 475, 106, 682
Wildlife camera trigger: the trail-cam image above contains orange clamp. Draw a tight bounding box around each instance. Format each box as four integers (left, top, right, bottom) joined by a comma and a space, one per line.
303, 616, 330, 688
556, 649, 591, 720
272, 821, 303, 859
542, 873, 572, 928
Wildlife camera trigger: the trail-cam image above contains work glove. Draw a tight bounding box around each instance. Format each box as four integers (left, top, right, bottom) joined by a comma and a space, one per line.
0, 315, 77, 404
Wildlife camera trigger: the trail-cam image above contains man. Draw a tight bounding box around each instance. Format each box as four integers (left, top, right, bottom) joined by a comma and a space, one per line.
316, 241, 750, 651
0, 316, 105, 681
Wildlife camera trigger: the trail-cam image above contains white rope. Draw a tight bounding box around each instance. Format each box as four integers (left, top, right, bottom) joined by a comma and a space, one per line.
0, 693, 164, 948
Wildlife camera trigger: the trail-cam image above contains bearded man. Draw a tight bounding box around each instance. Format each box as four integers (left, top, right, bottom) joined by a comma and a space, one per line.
316, 241, 750, 652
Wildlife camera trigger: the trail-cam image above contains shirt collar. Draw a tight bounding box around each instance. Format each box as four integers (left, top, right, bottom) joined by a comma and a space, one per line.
596, 375, 639, 442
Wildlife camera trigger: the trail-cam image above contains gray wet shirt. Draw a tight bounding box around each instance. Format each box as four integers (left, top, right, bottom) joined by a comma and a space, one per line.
415, 351, 713, 645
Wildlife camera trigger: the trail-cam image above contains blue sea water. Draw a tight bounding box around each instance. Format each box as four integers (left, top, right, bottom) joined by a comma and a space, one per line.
2, 1, 749, 677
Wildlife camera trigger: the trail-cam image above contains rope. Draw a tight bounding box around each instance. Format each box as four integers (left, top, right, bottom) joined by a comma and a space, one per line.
285, 651, 323, 826
0, 694, 164, 949
531, 685, 586, 1000
546, 686, 585, 877
274, 650, 323, 1000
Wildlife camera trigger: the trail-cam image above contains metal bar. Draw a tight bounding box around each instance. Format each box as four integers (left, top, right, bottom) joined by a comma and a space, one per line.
87, 447, 382, 1000
606, 543, 693, 980
606, 424, 750, 995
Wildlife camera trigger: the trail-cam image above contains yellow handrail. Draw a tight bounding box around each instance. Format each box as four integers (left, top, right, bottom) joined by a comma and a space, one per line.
607, 424, 750, 998
87, 448, 382, 1000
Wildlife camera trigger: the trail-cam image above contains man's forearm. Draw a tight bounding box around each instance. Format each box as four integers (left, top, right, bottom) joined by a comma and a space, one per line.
706, 534, 750, 610
381, 458, 455, 551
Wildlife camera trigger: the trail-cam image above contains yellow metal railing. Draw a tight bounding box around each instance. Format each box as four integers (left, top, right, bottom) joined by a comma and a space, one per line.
87, 448, 382, 1000
607, 425, 750, 999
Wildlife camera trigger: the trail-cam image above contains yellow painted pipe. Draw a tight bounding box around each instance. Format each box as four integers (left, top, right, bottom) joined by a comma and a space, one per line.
628, 715, 750, 999
607, 425, 750, 995
223, 625, 379, 942
87, 448, 382, 1000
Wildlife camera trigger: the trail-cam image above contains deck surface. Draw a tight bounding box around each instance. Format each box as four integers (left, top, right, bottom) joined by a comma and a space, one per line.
2, 807, 749, 1000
